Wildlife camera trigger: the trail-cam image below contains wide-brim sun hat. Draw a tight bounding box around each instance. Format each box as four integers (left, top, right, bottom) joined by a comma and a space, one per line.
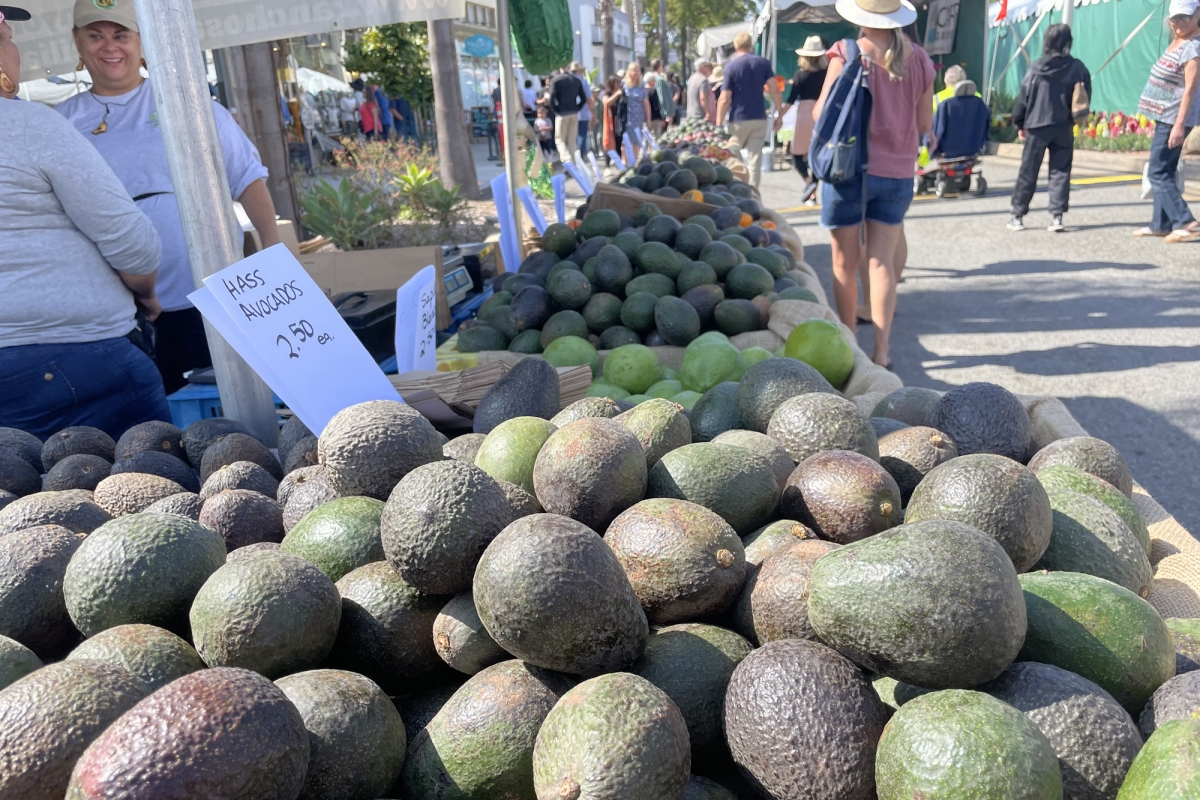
795, 35, 826, 57
834, 0, 916, 30
708, 65, 724, 84
73, 0, 140, 32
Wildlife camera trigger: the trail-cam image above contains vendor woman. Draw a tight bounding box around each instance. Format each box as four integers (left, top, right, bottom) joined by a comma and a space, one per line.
1, 4, 170, 438
58, 0, 280, 394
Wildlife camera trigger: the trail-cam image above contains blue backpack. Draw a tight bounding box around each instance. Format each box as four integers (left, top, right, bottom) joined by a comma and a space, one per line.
809, 40, 872, 185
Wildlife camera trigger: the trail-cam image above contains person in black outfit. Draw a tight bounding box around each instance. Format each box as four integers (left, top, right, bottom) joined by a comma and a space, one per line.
646, 74, 663, 134
1009, 23, 1091, 233
777, 36, 827, 201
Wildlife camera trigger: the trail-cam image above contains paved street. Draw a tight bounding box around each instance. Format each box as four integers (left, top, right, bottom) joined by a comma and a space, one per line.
759, 156, 1200, 535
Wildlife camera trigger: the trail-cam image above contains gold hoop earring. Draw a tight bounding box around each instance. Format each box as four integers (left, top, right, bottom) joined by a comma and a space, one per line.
76, 58, 85, 71
0, 71, 15, 94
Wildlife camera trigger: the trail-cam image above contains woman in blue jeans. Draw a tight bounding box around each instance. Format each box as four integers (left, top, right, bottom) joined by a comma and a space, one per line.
1133, 0, 1200, 243
0, 6, 170, 440
814, 0, 934, 368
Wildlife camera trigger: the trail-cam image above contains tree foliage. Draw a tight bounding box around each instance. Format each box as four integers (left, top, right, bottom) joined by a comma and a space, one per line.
343, 24, 434, 105
641, 0, 756, 63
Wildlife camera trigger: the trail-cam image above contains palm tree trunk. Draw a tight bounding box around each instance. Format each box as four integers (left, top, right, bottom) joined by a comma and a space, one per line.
428, 19, 480, 199
600, 0, 615, 79
658, 0, 668, 67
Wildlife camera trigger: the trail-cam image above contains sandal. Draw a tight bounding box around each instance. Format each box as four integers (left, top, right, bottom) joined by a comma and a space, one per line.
1164, 229, 1200, 243
1131, 227, 1167, 237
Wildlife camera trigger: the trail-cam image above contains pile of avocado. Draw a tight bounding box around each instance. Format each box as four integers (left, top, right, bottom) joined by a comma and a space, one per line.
0, 370, 1197, 800
457, 152, 821, 365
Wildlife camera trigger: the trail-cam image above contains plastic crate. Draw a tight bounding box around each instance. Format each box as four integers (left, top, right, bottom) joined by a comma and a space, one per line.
166, 383, 283, 429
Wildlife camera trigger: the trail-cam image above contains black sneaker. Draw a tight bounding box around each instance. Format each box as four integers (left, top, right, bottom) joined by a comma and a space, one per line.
1006, 215, 1025, 231
1048, 215, 1065, 232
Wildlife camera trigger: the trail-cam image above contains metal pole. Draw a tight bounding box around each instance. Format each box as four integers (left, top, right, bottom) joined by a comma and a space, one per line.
1061, 0, 1074, 29
133, 0, 279, 445
495, 0, 525, 253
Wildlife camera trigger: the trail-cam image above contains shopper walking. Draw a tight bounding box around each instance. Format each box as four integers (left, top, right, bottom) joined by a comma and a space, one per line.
602, 75, 626, 162
1134, 0, 1200, 243
58, 0, 280, 395
1008, 23, 1091, 233
650, 58, 675, 130
778, 35, 827, 200
717, 32, 783, 187
707, 65, 724, 124
687, 61, 715, 120
549, 65, 586, 164
814, 0, 934, 368
670, 73, 684, 125
1, 6, 170, 439
646, 73, 664, 136
573, 63, 595, 155
622, 63, 652, 161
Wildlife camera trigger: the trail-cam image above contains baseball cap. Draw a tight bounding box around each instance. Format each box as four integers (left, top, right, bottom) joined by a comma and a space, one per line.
73, 0, 139, 33
0, 6, 31, 22
1170, 0, 1199, 16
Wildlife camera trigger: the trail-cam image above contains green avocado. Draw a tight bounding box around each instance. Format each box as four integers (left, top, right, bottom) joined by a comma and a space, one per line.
63, 512, 226, 639
473, 514, 648, 675
875, 690, 1063, 800
1117, 719, 1200, 798
276, 669, 407, 800
66, 623, 204, 692
532, 672, 691, 800
280, 495, 385, 582
1019, 570, 1174, 713
630, 623, 753, 753
402, 659, 575, 800
1034, 487, 1152, 595
646, 442, 779, 535
190, 550, 341, 678
474, 416, 558, 496
1029, 436, 1134, 498
808, 520, 1027, 689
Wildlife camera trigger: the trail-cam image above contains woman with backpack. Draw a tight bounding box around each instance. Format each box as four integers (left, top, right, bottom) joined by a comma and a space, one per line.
812, 0, 934, 369
1008, 24, 1091, 233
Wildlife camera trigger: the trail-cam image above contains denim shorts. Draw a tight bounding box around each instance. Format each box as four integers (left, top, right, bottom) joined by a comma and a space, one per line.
0, 337, 171, 440
820, 174, 914, 228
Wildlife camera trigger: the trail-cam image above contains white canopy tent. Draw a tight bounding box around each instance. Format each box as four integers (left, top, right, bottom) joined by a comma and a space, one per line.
694, 0, 840, 63
17, 0, 465, 82
295, 66, 352, 95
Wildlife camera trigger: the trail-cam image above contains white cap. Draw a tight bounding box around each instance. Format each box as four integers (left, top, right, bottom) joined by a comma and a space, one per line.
1170, 0, 1199, 16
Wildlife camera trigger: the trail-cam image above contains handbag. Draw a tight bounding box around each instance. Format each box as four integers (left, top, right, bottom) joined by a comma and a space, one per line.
1141, 160, 1187, 200
1071, 81, 1090, 125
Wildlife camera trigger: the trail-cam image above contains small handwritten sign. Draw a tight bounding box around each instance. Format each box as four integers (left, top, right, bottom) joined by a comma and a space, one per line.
394, 265, 438, 374
189, 244, 401, 435
622, 133, 637, 166
606, 150, 626, 170
642, 125, 660, 150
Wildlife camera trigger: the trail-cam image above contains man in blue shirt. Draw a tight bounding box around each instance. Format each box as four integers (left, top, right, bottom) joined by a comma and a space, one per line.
716, 31, 783, 187
373, 85, 393, 140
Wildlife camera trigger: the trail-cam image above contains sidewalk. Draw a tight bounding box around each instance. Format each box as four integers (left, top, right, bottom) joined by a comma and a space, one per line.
992, 142, 1200, 181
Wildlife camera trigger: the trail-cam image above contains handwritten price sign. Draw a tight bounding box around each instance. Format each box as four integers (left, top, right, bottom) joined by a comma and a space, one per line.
189, 244, 401, 435
395, 264, 438, 374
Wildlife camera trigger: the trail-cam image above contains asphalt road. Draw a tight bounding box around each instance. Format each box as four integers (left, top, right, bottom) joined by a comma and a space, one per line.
758, 155, 1200, 536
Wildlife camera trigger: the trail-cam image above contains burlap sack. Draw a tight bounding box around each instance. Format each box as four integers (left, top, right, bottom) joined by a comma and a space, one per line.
1146, 552, 1200, 619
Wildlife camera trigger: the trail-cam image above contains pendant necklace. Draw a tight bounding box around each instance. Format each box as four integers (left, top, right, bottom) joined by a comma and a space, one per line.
89, 81, 145, 135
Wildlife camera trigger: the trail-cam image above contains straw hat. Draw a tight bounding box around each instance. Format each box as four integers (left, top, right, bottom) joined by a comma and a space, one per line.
708, 65, 724, 84
795, 36, 826, 57
834, 0, 916, 30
